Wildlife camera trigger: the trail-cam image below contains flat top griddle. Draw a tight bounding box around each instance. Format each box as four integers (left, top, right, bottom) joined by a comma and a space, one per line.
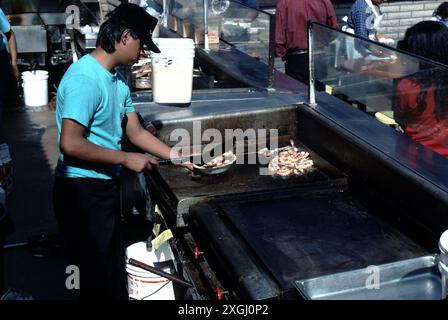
192, 187, 428, 296
153, 141, 347, 201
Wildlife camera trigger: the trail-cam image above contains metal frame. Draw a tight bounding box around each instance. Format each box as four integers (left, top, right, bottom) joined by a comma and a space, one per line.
163, 0, 168, 27
162, 0, 277, 90
309, 21, 448, 74
308, 20, 316, 106
203, 0, 209, 51
267, 13, 275, 90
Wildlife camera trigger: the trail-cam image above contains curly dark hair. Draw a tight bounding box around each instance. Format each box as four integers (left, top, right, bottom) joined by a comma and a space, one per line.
398, 21, 448, 120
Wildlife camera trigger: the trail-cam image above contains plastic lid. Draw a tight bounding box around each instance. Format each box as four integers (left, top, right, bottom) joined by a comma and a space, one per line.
21, 70, 49, 78
439, 229, 448, 254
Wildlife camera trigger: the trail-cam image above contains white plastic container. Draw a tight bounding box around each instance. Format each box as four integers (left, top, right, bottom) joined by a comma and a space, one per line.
439, 230, 448, 299
150, 38, 195, 104
21, 70, 49, 107
125, 241, 176, 300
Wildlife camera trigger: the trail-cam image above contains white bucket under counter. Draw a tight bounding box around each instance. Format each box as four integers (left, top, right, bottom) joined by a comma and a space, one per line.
125, 240, 176, 300
21, 70, 49, 108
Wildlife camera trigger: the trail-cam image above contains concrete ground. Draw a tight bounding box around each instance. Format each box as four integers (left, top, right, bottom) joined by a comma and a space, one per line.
0, 102, 153, 300
1, 104, 77, 300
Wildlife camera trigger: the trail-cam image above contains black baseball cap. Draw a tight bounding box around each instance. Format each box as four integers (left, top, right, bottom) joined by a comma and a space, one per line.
107, 3, 161, 53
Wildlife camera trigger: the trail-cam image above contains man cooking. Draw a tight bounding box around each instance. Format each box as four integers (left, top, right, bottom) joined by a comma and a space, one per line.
53, 3, 192, 300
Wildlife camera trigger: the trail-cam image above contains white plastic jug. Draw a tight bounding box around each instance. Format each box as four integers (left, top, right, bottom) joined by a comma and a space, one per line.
150, 38, 195, 104
21, 70, 49, 107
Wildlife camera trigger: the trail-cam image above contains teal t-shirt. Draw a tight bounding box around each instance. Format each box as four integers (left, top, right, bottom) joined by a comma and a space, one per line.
0, 9, 11, 52
55, 54, 135, 179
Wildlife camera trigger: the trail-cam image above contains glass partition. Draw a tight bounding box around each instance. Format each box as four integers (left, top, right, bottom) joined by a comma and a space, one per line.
218, 1, 272, 65
165, 0, 274, 65
309, 21, 448, 161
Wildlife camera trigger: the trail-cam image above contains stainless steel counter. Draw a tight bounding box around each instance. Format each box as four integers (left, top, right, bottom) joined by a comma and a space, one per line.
132, 88, 307, 123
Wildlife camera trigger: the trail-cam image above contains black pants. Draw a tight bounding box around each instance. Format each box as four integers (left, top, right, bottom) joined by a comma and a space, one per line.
53, 177, 127, 300
0, 50, 9, 143
285, 52, 309, 85
284, 52, 326, 91
0, 49, 19, 143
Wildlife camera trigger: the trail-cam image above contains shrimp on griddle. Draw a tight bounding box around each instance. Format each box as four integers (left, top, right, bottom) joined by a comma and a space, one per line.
267, 147, 314, 177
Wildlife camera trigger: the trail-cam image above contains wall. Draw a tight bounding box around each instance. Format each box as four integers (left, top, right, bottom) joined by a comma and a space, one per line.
333, 0, 445, 41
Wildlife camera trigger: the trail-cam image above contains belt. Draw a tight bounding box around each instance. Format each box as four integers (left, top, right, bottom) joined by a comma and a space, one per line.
286, 49, 308, 56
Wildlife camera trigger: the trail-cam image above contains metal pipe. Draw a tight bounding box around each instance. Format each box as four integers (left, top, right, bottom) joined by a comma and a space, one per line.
128, 258, 193, 288
203, 0, 209, 51
267, 13, 275, 90
3, 241, 28, 250
308, 21, 316, 107
163, 0, 168, 28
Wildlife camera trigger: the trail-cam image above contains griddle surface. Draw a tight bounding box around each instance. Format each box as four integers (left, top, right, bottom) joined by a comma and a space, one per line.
156, 143, 346, 200
215, 191, 427, 291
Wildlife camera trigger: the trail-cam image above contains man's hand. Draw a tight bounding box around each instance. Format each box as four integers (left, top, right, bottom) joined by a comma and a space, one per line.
11, 63, 19, 81
179, 161, 194, 172
123, 153, 159, 172
376, 32, 395, 46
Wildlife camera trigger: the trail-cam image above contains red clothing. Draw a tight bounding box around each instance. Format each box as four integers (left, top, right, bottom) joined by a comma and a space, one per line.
275, 0, 339, 58
395, 78, 448, 158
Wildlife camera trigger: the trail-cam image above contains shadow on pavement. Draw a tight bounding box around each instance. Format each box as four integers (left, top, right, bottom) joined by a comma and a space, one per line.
1, 105, 77, 300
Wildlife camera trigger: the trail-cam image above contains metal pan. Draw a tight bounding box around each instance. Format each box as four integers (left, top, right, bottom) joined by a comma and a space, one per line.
192, 152, 237, 175
157, 153, 237, 179
159, 138, 237, 174
193, 137, 237, 175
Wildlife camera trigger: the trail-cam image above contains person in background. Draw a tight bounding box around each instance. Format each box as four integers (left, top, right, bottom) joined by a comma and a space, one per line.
393, 21, 448, 158
431, 1, 448, 28
0, 6, 19, 141
53, 3, 192, 300
340, 0, 393, 111
275, 0, 338, 85
346, 0, 392, 45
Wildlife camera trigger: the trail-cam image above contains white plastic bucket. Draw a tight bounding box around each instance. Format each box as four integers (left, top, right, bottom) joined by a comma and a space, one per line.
150, 38, 195, 104
21, 70, 49, 107
125, 241, 176, 300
